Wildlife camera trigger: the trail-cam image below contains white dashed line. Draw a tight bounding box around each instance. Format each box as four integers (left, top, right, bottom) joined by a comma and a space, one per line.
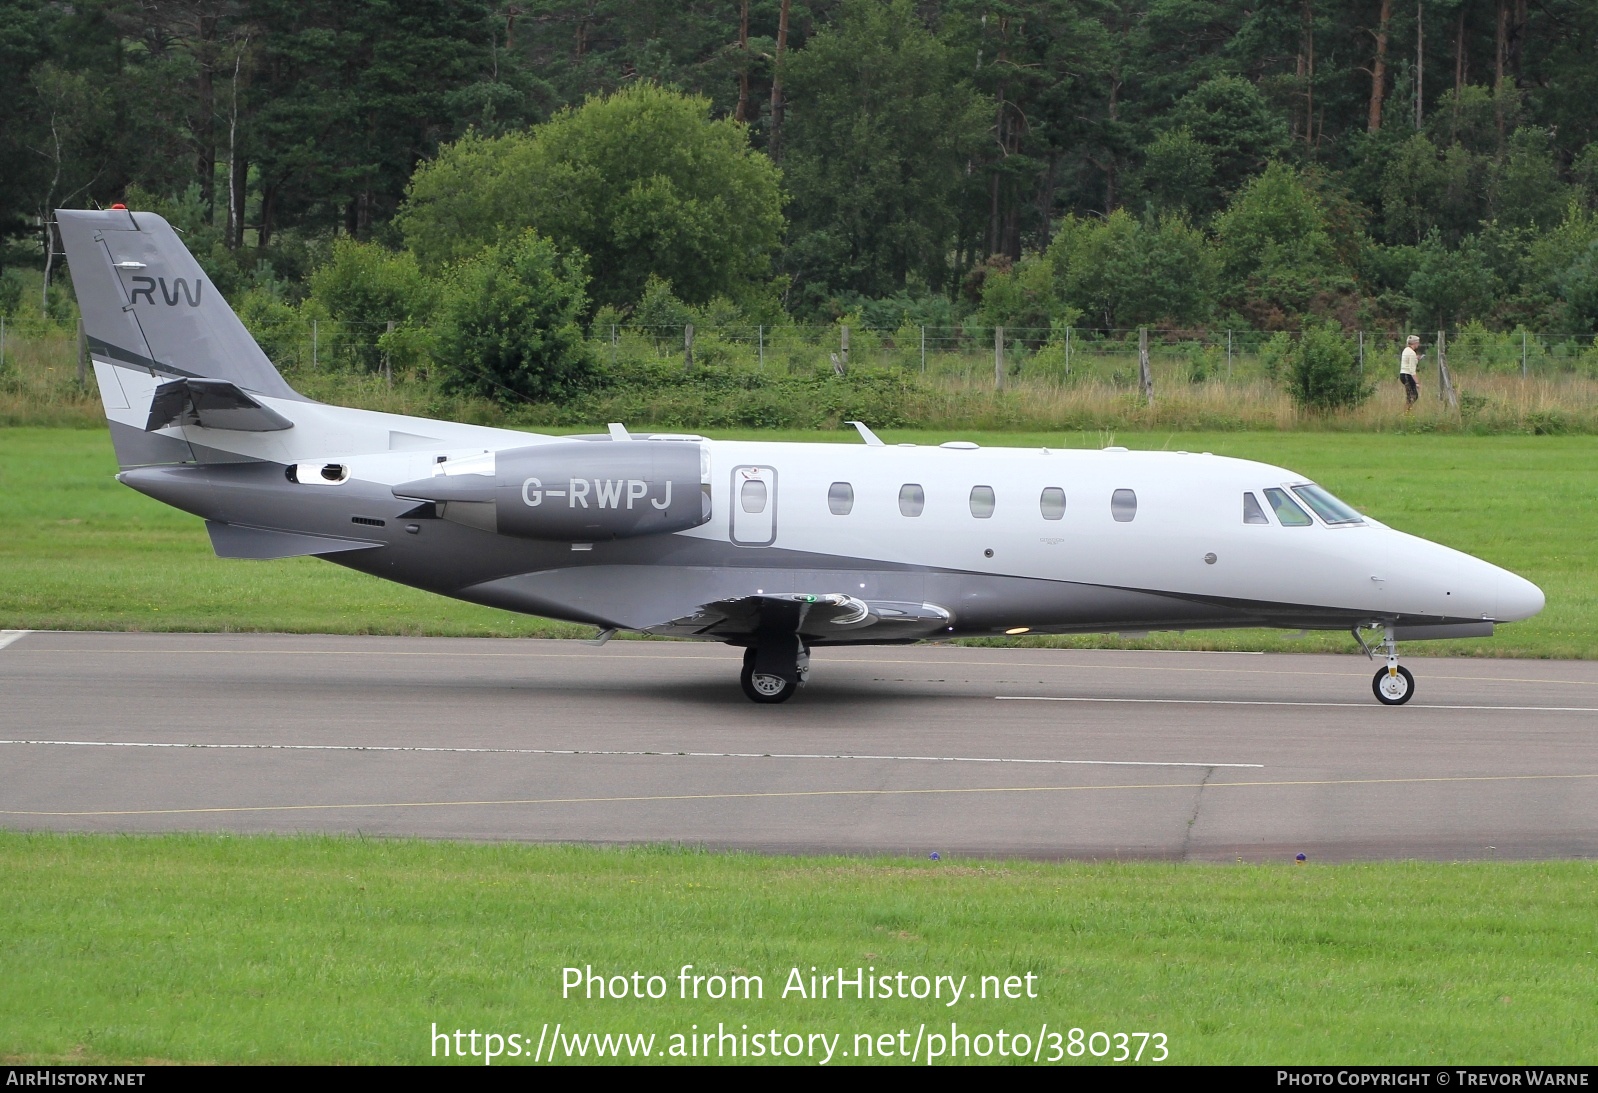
0, 738, 1263, 769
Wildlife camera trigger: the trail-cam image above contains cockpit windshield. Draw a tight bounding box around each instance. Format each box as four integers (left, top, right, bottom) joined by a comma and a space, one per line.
1291, 483, 1365, 525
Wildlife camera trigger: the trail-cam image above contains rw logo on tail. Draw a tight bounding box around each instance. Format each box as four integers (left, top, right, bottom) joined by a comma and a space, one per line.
129, 276, 202, 307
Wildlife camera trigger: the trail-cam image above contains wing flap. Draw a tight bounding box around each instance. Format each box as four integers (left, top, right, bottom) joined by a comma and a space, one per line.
653, 593, 951, 640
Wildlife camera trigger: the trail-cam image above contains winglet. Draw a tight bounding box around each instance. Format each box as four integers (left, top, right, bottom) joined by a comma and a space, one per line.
846, 421, 885, 446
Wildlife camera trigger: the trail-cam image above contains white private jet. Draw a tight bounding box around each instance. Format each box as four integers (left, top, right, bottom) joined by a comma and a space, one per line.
56, 207, 1545, 704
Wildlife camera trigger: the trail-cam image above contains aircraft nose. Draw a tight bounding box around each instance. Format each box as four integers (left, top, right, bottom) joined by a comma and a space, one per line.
1497, 570, 1545, 622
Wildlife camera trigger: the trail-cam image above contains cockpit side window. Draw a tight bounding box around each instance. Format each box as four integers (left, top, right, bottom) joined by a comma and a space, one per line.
1292, 484, 1364, 525
1263, 487, 1313, 526
1243, 492, 1270, 525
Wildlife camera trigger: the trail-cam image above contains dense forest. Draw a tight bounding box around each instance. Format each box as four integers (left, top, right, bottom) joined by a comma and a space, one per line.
7, 0, 1598, 372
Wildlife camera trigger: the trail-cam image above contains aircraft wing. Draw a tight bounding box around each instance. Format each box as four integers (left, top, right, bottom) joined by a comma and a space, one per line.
648, 593, 952, 642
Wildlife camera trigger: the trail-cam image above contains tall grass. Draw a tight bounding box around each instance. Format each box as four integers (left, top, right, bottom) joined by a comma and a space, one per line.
6, 323, 1598, 434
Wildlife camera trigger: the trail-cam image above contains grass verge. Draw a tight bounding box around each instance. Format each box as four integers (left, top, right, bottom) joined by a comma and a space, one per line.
1, 426, 1592, 658
1, 834, 1593, 1065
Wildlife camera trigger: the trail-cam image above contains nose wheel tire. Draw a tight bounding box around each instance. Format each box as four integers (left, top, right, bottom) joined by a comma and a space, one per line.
1372, 665, 1415, 706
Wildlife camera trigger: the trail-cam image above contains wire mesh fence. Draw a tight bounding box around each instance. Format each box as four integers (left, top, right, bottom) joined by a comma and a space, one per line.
12, 313, 1598, 392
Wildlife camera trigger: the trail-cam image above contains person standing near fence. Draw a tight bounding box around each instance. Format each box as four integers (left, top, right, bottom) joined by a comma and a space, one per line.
1399, 334, 1421, 411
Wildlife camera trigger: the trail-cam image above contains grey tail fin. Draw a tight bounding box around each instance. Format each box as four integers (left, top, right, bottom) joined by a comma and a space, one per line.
54, 207, 304, 468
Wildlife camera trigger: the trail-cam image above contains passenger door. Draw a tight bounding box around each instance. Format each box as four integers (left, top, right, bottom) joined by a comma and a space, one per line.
730, 465, 777, 546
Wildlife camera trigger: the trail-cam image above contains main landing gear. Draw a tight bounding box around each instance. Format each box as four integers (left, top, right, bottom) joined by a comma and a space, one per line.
739, 634, 810, 704
1356, 624, 1415, 706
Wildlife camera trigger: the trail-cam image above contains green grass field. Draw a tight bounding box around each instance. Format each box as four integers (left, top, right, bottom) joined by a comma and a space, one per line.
2, 425, 1593, 657
2, 835, 1594, 1066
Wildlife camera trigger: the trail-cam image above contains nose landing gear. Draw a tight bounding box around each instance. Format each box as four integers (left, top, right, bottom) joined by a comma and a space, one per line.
1373, 662, 1415, 705
1356, 624, 1416, 706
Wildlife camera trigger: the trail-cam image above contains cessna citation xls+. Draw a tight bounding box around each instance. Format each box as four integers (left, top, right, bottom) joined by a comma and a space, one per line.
56, 207, 1544, 705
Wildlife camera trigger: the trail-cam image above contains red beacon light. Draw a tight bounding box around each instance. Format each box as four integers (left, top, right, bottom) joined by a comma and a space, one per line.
110, 203, 127, 210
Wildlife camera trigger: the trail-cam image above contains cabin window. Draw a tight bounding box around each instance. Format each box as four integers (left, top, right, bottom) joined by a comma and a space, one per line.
1263, 487, 1313, 526
1243, 492, 1269, 525
899, 483, 925, 517
969, 485, 996, 518
827, 481, 854, 516
1292, 484, 1364, 525
1111, 488, 1137, 522
1039, 487, 1066, 520
739, 479, 768, 514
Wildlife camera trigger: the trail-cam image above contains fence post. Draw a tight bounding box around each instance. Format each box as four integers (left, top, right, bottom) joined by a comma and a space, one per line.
312, 319, 318, 370
840, 325, 849, 373
1138, 327, 1155, 406
77, 317, 87, 386
1522, 330, 1527, 378
1226, 329, 1232, 380
993, 326, 1005, 390
1064, 325, 1071, 375
683, 323, 694, 371
1, 315, 6, 368
757, 324, 764, 370
383, 319, 395, 388
1436, 329, 1457, 410
610, 324, 617, 367
920, 325, 926, 373
1358, 330, 1364, 373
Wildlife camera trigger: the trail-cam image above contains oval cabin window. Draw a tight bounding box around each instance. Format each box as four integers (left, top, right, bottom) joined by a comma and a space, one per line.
1039, 487, 1066, 520
899, 483, 925, 517
828, 481, 854, 515
969, 485, 996, 519
1111, 488, 1137, 522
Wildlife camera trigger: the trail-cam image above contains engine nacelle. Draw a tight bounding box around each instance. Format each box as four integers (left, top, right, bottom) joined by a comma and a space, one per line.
392, 440, 711, 541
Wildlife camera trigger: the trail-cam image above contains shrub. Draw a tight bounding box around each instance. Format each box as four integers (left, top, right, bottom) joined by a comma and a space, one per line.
432, 230, 593, 404
1280, 323, 1373, 412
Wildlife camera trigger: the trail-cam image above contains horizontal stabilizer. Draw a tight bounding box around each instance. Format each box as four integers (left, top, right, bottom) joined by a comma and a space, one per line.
146, 378, 294, 433
206, 521, 382, 560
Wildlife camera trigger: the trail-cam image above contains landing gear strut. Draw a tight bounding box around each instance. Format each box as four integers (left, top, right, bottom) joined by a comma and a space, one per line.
739, 634, 809, 704
1356, 624, 1415, 706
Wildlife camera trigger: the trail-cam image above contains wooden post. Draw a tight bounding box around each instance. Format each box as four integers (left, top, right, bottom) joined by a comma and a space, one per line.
610, 324, 617, 367
1227, 329, 1233, 379
1521, 330, 1527, 378
1, 315, 6, 367
683, 323, 694, 371
77, 317, 87, 386
994, 325, 1005, 390
1358, 330, 1364, 373
1064, 325, 1071, 375
1138, 327, 1155, 406
384, 319, 395, 388
757, 324, 764, 370
312, 319, 318, 370
840, 325, 849, 372
1436, 329, 1457, 410
919, 325, 926, 373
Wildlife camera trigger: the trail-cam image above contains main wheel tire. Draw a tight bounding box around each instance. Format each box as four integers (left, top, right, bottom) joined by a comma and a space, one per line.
740, 661, 797, 704
1372, 664, 1415, 705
